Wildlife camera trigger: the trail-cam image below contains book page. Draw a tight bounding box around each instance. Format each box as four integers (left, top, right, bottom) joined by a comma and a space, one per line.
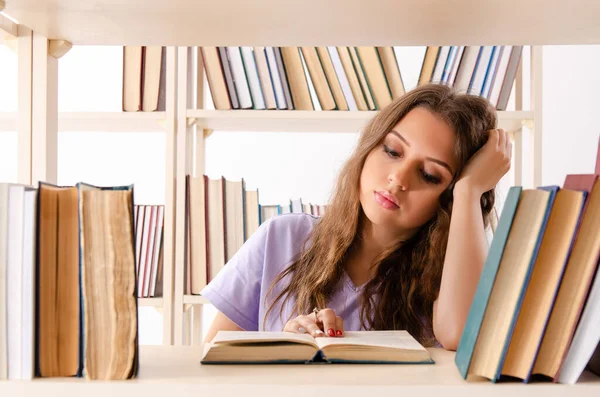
315, 331, 427, 351
212, 331, 317, 347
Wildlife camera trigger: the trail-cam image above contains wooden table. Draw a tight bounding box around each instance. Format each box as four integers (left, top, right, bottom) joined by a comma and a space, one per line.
1, 346, 598, 396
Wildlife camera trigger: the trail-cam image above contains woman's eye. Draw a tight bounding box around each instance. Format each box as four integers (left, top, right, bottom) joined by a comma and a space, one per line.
383, 144, 400, 158
421, 171, 441, 185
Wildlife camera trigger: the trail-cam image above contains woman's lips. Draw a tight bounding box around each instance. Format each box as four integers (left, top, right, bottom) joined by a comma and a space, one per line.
374, 191, 399, 210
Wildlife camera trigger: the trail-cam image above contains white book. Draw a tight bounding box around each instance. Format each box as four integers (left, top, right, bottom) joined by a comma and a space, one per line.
557, 267, 600, 384
240, 47, 266, 110
489, 45, 513, 107
468, 46, 493, 95
138, 205, 152, 298
150, 205, 164, 297
274, 48, 294, 110
441, 46, 458, 84
481, 46, 502, 98
328, 46, 357, 111
454, 46, 481, 93
143, 206, 158, 298
0, 184, 9, 380
6, 184, 24, 380
447, 46, 465, 86
265, 47, 287, 109
20, 188, 37, 380
431, 46, 450, 84
226, 47, 253, 109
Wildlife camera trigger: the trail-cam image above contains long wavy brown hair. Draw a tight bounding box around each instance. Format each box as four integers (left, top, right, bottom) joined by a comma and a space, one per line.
265, 83, 497, 346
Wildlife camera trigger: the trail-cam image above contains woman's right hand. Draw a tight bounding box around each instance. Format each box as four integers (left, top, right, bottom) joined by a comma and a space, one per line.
283, 308, 344, 337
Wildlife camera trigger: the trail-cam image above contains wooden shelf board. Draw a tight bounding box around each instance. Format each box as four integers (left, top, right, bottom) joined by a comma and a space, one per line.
138, 297, 164, 307
0, 111, 166, 132
4, 0, 600, 46
183, 295, 210, 305
0, 11, 18, 37
0, 346, 597, 395
190, 110, 533, 134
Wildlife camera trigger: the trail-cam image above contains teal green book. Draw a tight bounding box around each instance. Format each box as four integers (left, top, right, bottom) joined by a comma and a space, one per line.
454, 186, 523, 378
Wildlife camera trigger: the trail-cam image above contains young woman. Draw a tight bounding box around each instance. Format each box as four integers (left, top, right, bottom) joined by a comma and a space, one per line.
201, 83, 512, 350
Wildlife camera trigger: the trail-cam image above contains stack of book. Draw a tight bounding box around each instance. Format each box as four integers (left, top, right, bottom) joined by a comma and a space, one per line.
134, 204, 164, 298
456, 138, 600, 384
199, 46, 522, 112
0, 182, 138, 380
122, 46, 166, 112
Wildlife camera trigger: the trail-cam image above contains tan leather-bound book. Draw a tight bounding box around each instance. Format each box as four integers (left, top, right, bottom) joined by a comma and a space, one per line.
280, 47, 313, 110
349, 47, 376, 110
200, 47, 232, 110
377, 47, 405, 99
418, 46, 440, 86
501, 188, 586, 381
316, 47, 348, 111
467, 189, 553, 381
532, 176, 600, 380
300, 47, 336, 110
122, 46, 143, 111
336, 47, 368, 111
141, 46, 163, 112
253, 47, 277, 110
79, 183, 138, 380
189, 175, 207, 294
37, 183, 81, 377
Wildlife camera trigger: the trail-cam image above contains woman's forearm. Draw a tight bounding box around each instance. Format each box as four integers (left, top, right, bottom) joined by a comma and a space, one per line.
433, 182, 488, 350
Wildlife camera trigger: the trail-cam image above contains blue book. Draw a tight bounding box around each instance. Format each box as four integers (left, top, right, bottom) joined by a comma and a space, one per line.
454, 186, 522, 378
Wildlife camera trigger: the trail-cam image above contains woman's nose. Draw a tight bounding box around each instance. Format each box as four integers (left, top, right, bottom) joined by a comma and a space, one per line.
388, 163, 411, 191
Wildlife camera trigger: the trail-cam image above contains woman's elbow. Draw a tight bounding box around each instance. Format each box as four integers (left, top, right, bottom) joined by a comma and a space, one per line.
433, 324, 462, 351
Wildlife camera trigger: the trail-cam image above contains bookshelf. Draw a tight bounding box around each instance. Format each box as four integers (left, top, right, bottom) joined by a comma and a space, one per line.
1, 1, 598, 391
1, 5, 544, 347
3, 0, 600, 46
188, 109, 534, 134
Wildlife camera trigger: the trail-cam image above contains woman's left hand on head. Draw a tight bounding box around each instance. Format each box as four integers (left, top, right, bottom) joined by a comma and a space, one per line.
455, 128, 512, 196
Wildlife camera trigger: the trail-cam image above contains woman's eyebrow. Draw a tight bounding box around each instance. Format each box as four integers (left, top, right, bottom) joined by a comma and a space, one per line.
390, 130, 454, 176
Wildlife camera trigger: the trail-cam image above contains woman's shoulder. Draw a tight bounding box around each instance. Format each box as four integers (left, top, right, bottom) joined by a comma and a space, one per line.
263, 212, 320, 232
260, 212, 320, 250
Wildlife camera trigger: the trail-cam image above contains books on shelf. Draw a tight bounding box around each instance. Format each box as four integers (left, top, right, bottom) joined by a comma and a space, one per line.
198, 45, 522, 112
184, 174, 327, 294
201, 330, 433, 365
455, 144, 600, 385
123, 46, 166, 112
134, 204, 164, 298
0, 182, 139, 380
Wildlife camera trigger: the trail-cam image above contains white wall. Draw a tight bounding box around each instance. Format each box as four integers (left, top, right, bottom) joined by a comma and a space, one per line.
541, 45, 600, 185
1, 44, 599, 345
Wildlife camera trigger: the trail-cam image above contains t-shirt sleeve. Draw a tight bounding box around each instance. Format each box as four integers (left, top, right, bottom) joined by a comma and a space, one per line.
199, 218, 271, 331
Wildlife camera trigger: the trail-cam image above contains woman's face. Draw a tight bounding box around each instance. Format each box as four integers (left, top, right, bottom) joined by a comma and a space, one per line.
359, 107, 459, 237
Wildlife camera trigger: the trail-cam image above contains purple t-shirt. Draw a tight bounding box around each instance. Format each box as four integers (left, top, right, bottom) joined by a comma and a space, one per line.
201, 213, 368, 332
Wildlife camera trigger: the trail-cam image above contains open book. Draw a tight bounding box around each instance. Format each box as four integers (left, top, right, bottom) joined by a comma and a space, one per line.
201, 330, 434, 364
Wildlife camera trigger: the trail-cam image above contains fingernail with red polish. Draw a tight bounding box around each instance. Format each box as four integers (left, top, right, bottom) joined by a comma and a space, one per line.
336, 330, 343, 336
327, 328, 335, 337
